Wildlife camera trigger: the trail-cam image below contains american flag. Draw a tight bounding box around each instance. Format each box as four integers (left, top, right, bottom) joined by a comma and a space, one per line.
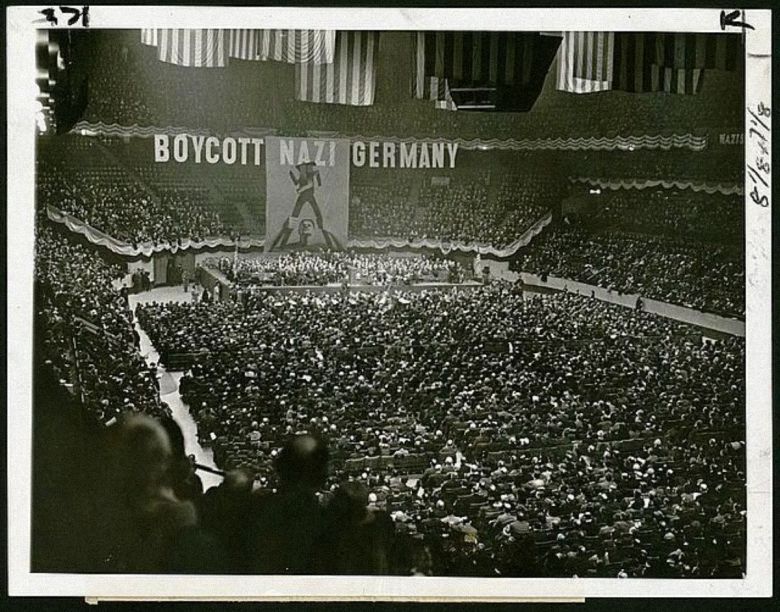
227, 29, 336, 63
140, 29, 158, 47
295, 31, 378, 106
258, 29, 336, 64
155, 29, 228, 68
651, 33, 740, 71
228, 29, 259, 61
612, 33, 704, 95
418, 76, 457, 111
556, 32, 614, 94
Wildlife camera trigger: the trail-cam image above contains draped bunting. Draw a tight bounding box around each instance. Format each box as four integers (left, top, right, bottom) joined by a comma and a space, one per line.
69, 121, 708, 152
341, 133, 708, 152
569, 176, 743, 195
47, 206, 552, 260
46, 206, 265, 258
350, 211, 552, 257
70, 121, 277, 140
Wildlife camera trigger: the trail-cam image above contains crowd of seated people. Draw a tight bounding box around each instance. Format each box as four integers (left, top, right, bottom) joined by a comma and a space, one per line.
523, 227, 743, 318
99, 137, 262, 238
83, 38, 155, 126
594, 189, 744, 243
36, 145, 230, 246
35, 163, 81, 214
414, 177, 497, 244
35, 226, 164, 425
133, 284, 745, 577
349, 179, 416, 238
205, 252, 466, 287
350, 173, 553, 247
492, 175, 558, 243
565, 148, 744, 185
103, 412, 746, 577
522, 187, 744, 318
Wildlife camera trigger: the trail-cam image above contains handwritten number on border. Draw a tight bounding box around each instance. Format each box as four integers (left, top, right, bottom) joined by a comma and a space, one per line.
747, 103, 771, 207
35, 6, 90, 27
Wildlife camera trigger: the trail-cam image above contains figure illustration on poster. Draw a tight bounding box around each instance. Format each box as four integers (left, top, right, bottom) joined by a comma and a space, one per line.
270, 159, 342, 250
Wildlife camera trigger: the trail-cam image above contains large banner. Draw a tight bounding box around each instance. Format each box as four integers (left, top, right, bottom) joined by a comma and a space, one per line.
265, 136, 350, 251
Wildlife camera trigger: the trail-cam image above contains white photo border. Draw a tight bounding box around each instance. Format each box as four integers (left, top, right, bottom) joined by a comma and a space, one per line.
6, 5, 773, 600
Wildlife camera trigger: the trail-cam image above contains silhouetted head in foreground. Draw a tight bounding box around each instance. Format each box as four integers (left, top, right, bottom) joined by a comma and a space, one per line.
117, 414, 172, 495
275, 434, 329, 491
159, 415, 187, 459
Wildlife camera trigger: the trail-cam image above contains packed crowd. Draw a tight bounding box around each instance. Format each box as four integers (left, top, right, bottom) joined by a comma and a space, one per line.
350, 173, 552, 247
565, 148, 744, 184
415, 178, 499, 244
206, 252, 466, 287
37, 139, 230, 246
523, 185, 745, 319
105, 137, 262, 238
593, 190, 744, 243
41, 134, 560, 249
349, 179, 417, 238
55, 171, 226, 246
133, 284, 745, 577
34, 226, 164, 424
36, 28, 748, 578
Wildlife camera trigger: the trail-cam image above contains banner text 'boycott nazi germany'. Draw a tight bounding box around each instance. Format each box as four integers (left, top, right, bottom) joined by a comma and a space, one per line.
153, 134, 459, 169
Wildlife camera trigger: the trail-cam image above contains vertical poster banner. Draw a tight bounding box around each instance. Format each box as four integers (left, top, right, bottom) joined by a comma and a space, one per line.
265, 136, 350, 251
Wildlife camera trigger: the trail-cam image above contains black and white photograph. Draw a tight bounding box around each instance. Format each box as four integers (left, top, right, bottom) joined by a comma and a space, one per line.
5, 5, 773, 601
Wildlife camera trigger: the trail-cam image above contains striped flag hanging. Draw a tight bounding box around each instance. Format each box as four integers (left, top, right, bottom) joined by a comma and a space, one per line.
294, 31, 379, 106
156, 29, 228, 68
612, 33, 704, 95
652, 65, 704, 95
228, 29, 260, 60
258, 29, 336, 64
556, 31, 614, 93
140, 29, 158, 47
413, 31, 561, 111
432, 77, 458, 111
652, 33, 740, 72
414, 31, 560, 89
413, 67, 451, 104
418, 76, 458, 110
